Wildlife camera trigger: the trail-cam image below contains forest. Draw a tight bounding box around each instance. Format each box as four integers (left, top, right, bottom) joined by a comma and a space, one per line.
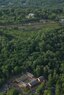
0, 8, 64, 25
0, 0, 64, 9
0, 2, 64, 95
0, 25, 64, 95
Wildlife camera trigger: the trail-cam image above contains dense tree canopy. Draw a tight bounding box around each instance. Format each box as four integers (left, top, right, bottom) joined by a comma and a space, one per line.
0, 5, 64, 95
0, 0, 64, 9
0, 8, 64, 25
0, 26, 64, 95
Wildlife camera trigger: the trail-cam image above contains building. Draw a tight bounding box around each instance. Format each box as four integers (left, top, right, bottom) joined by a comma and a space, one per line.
37, 76, 45, 82
13, 72, 45, 89
18, 82, 28, 88
28, 79, 39, 88
26, 13, 35, 19
27, 72, 34, 78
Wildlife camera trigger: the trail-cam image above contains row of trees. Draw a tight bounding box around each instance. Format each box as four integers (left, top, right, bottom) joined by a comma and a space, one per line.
0, 8, 64, 24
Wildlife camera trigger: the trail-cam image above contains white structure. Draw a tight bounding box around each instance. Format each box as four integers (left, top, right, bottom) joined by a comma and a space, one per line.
26, 13, 35, 19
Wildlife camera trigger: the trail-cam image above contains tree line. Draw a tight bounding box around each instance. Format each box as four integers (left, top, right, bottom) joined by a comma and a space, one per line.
0, 8, 64, 25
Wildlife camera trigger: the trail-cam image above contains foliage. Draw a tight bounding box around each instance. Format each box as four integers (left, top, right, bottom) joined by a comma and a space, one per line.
0, 8, 64, 25
0, 26, 64, 95
0, 0, 64, 9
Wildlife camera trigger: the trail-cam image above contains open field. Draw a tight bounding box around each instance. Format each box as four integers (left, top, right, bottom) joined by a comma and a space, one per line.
0, 20, 61, 30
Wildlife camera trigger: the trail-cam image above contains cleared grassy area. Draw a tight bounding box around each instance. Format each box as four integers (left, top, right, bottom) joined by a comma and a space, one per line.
1, 21, 61, 36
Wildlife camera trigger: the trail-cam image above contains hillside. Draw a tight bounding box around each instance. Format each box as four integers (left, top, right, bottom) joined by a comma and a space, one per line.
0, 0, 64, 9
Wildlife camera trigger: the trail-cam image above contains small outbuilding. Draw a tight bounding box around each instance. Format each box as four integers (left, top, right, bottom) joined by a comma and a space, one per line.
26, 13, 35, 19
